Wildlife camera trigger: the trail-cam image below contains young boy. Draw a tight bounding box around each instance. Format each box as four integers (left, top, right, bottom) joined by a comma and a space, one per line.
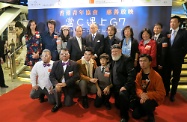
94, 53, 112, 110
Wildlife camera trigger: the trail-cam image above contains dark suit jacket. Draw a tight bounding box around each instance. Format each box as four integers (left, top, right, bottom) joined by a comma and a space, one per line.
120, 38, 139, 62
110, 55, 136, 93
104, 36, 121, 60
67, 36, 86, 61
154, 34, 169, 67
167, 29, 187, 65
85, 33, 104, 57
49, 60, 80, 87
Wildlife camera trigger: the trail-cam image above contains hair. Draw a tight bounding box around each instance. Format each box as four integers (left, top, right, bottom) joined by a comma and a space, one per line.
47, 19, 56, 28
15, 21, 25, 46
60, 25, 70, 42
42, 49, 51, 56
122, 25, 134, 39
107, 25, 117, 35
75, 25, 83, 31
140, 28, 152, 39
84, 47, 93, 54
61, 48, 69, 52
171, 15, 181, 23
26, 20, 38, 38
139, 54, 152, 61
99, 53, 109, 60
154, 23, 163, 29
90, 23, 98, 28
111, 44, 121, 50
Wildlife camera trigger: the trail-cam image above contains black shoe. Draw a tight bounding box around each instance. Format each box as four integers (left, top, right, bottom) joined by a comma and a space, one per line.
1, 85, 8, 88
105, 102, 111, 110
170, 95, 175, 102
120, 118, 128, 122
51, 104, 62, 112
146, 114, 155, 122
82, 97, 89, 109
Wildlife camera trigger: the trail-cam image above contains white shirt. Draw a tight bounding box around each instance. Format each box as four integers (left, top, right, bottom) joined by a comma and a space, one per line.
30, 60, 54, 92
154, 33, 160, 41
171, 27, 179, 37
76, 36, 82, 50
61, 60, 69, 82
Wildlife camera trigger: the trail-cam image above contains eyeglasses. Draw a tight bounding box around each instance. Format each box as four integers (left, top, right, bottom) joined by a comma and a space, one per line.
60, 53, 69, 56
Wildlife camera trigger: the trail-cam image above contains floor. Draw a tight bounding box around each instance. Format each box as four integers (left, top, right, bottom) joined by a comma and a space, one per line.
1, 63, 187, 100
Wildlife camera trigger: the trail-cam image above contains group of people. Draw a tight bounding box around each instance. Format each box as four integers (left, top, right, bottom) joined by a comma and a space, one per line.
22, 15, 187, 122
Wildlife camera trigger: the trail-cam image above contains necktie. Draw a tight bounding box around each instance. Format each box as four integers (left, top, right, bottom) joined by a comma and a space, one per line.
102, 67, 105, 73
92, 35, 95, 41
154, 36, 157, 41
43, 63, 50, 67
170, 30, 176, 46
62, 62, 69, 66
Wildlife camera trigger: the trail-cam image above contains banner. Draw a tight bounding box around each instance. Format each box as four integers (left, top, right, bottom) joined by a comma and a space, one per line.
28, 0, 172, 40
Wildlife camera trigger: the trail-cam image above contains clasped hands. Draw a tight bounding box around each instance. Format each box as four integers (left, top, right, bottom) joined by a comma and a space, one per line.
55, 83, 66, 92
140, 92, 149, 104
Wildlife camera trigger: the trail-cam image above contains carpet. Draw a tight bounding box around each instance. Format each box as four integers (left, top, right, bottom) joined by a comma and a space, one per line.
0, 84, 186, 122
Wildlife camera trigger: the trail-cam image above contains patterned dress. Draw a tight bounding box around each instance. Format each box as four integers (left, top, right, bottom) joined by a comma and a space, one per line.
25, 32, 42, 66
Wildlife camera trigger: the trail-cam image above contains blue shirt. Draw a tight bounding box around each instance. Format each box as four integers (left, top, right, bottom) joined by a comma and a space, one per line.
122, 38, 131, 57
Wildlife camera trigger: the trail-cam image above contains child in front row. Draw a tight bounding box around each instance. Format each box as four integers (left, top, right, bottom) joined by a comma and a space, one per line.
94, 53, 112, 110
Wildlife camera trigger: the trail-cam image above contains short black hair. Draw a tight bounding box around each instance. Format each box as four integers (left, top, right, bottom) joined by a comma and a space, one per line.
61, 48, 69, 52
111, 44, 121, 50
140, 28, 152, 39
171, 15, 181, 23
139, 54, 152, 61
99, 53, 109, 60
84, 47, 93, 54
154, 23, 163, 29
47, 19, 56, 28
107, 25, 117, 35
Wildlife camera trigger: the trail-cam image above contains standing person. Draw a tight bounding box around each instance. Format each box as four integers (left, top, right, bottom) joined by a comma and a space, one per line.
15, 21, 25, 48
30, 49, 55, 104
132, 54, 165, 122
50, 48, 79, 112
153, 23, 169, 85
59, 25, 71, 48
25, 20, 42, 69
76, 47, 97, 109
104, 25, 121, 62
94, 53, 112, 110
120, 26, 139, 69
67, 26, 86, 61
138, 28, 157, 68
85, 23, 104, 65
165, 16, 187, 101
110, 44, 136, 122
0, 49, 8, 88
41, 19, 59, 61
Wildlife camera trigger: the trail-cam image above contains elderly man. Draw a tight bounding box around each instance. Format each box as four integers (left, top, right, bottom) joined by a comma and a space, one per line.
50, 48, 79, 112
109, 44, 136, 122
30, 49, 55, 104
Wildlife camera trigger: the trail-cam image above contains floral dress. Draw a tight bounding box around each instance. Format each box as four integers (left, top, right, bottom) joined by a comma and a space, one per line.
24, 31, 42, 66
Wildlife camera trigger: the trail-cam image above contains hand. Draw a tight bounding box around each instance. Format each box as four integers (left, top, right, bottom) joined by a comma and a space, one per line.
48, 87, 53, 94
32, 85, 39, 90
91, 55, 96, 59
134, 60, 138, 67
90, 78, 98, 83
103, 86, 110, 95
0, 58, 4, 64
120, 87, 126, 92
32, 53, 39, 59
97, 88, 102, 97
158, 65, 163, 69
140, 92, 149, 104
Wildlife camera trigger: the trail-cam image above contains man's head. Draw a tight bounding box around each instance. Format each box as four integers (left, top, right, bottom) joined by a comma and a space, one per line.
47, 19, 56, 32
75, 26, 83, 38
170, 16, 181, 30
84, 47, 93, 62
111, 44, 122, 61
153, 23, 163, 35
139, 54, 152, 70
90, 23, 98, 34
99, 53, 109, 66
60, 48, 70, 61
107, 25, 117, 37
41, 49, 52, 63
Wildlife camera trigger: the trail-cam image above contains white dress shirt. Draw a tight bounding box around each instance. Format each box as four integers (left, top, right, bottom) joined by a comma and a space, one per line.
61, 60, 69, 83
30, 60, 54, 92
76, 36, 82, 50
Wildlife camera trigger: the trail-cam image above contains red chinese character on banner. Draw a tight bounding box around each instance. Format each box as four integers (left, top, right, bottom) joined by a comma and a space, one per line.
106, 9, 112, 15
114, 9, 119, 15
73, 10, 77, 16
66, 10, 71, 16
79, 10, 84, 15
86, 10, 91, 15
93, 10, 98, 15
128, 9, 133, 14
121, 9, 126, 15
60, 10, 64, 16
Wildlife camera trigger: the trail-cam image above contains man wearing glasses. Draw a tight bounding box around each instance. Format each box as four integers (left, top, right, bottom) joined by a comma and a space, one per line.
30, 49, 55, 104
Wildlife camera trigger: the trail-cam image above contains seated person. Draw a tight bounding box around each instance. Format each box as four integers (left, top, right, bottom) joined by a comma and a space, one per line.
30, 49, 55, 104
76, 47, 97, 108
94, 53, 112, 110
49, 48, 79, 112
132, 54, 166, 122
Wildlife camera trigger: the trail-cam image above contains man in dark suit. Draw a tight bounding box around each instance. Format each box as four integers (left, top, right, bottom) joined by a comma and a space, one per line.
153, 23, 169, 87
49, 48, 80, 112
104, 25, 121, 62
67, 26, 86, 61
165, 16, 187, 102
0, 48, 8, 88
109, 44, 136, 122
85, 23, 104, 65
